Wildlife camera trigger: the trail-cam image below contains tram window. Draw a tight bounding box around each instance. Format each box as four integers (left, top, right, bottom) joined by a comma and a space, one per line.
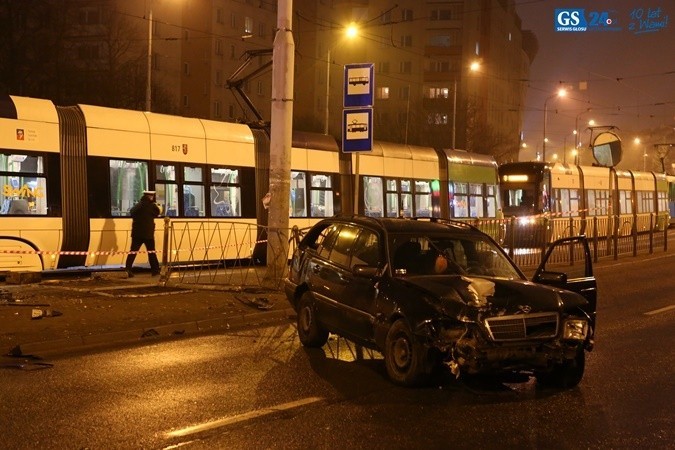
109, 159, 148, 216
401, 192, 412, 217
657, 190, 667, 212
401, 179, 411, 192
469, 184, 483, 218
156, 164, 176, 181
386, 179, 398, 217
183, 184, 205, 216
0, 153, 47, 215
453, 182, 468, 218
486, 185, 496, 217
309, 173, 334, 217
184, 166, 202, 183
638, 191, 654, 213
619, 190, 632, 214
415, 180, 431, 217
363, 176, 384, 217
211, 167, 241, 217
290, 171, 307, 217
570, 189, 580, 216
157, 183, 178, 217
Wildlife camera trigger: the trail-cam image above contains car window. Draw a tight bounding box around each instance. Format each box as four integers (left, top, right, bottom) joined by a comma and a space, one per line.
329, 225, 359, 267
317, 223, 340, 258
350, 229, 380, 268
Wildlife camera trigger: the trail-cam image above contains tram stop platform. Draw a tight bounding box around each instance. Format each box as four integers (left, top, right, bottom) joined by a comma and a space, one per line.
0, 270, 295, 362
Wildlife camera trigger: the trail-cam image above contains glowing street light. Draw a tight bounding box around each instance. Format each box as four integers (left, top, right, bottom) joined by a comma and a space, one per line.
542, 88, 567, 162
324, 23, 359, 134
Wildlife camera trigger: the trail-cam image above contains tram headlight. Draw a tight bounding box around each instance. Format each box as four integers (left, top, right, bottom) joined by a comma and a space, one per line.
563, 319, 588, 340
519, 217, 536, 226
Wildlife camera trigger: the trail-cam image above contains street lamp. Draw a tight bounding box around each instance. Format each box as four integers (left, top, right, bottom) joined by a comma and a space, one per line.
542, 88, 567, 162
324, 23, 358, 135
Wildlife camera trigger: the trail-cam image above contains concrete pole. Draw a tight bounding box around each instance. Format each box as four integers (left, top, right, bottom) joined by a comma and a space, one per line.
265, 0, 294, 286
145, 6, 153, 111
324, 48, 330, 135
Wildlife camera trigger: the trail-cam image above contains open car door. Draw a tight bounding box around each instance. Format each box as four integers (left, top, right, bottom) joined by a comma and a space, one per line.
532, 236, 597, 327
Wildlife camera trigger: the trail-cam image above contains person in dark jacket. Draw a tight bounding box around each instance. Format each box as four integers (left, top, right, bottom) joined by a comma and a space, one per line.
125, 190, 161, 276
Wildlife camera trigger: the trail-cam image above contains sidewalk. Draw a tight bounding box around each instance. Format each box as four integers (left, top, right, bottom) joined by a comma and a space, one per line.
0, 271, 295, 361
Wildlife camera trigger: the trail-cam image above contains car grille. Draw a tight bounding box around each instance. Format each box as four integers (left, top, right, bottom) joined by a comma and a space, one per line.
484, 313, 559, 342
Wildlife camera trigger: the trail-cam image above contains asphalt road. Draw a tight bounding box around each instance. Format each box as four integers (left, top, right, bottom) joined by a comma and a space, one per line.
1, 251, 673, 449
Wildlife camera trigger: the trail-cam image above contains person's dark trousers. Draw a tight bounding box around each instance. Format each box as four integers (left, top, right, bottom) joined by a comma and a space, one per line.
125, 237, 161, 275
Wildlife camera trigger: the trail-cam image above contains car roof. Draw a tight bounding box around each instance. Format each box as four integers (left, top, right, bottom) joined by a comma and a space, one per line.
325, 215, 476, 234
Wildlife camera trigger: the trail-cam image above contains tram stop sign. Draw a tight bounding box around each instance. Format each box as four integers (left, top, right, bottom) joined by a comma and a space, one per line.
592, 131, 623, 167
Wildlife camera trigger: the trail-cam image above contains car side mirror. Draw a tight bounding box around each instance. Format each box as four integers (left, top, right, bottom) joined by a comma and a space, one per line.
534, 270, 567, 284
353, 265, 379, 279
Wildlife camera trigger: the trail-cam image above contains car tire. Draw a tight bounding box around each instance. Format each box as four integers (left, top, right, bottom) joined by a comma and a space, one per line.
384, 319, 429, 386
296, 292, 329, 348
536, 347, 585, 389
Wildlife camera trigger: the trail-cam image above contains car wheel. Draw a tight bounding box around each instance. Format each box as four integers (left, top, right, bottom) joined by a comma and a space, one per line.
296, 292, 329, 348
537, 347, 585, 389
384, 319, 429, 386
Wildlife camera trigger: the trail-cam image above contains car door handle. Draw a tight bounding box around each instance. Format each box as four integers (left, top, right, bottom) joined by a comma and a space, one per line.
311, 264, 321, 274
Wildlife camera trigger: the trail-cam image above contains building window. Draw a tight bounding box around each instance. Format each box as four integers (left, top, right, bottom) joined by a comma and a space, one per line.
244, 16, 253, 35
183, 62, 190, 75
231, 13, 237, 28
400, 61, 412, 74
377, 62, 390, 74
401, 9, 413, 21
428, 87, 449, 99
257, 81, 264, 96
214, 101, 221, 118
400, 35, 412, 47
183, 95, 189, 107
399, 86, 409, 100
228, 104, 235, 118
380, 10, 392, 24
216, 8, 224, 24
258, 22, 266, 38
376, 87, 390, 100
215, 39, 223, 56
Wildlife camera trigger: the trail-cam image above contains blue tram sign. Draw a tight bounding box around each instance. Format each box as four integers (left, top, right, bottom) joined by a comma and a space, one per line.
344, 63, 374, 108
342, 108, 373, 153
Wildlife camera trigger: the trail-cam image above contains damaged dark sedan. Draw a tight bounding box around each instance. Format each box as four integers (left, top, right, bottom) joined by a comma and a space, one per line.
284, 216, 596, 388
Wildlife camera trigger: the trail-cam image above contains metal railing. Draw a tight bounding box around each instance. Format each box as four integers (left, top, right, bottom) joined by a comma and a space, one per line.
159, 214, 668, 289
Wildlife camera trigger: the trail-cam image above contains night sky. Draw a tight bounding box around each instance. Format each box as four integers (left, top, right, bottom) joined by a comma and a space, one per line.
515, 0, 674, 167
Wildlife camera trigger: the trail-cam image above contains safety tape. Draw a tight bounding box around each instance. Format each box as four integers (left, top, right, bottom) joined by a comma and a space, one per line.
0, 239, 270, 257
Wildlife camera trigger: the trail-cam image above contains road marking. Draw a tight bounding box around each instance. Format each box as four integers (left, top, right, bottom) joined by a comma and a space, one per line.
644, 305, 675, 316
164, 396, 323, 439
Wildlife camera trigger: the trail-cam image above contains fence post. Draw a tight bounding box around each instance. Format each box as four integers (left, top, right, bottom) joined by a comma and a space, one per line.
593, 216, 598, 263
632, 216, 638, 257
649, 213, 654, 254
160, 216, 171, 279
569, 216, 574, 266
665, 219, 668, 252
613, 216, 619, 260
540, 217, 549, 265
509, 216, 515, 259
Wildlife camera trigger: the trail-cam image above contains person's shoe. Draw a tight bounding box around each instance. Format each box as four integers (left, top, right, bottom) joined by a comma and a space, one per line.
150, 271, 160, 277
126, 269, 134, 278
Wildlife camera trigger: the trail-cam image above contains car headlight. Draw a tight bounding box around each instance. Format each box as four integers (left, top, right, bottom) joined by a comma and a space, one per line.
563, 319, 588, 340
519, 217, 535, 226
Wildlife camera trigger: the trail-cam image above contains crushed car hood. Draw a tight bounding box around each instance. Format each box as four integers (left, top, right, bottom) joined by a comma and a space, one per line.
399, 275, 587, 316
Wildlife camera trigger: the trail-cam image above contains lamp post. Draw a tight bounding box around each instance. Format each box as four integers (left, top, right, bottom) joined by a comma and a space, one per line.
542, 88, 567, 162
324, 48, 330, 134
323, 24, 358, 135
452, 78, 457, 150
146, 4, 153, 111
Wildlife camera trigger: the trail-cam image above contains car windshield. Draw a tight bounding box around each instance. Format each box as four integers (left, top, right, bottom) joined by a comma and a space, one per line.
389, 233, 521, 279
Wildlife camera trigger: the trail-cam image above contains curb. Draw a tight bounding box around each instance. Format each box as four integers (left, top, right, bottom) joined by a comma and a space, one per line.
8, 307, 297, 359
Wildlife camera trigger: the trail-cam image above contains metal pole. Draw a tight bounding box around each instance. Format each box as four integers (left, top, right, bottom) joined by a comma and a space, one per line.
452, 79, 457, 150
324, 48, 330, 135
146, 5, 153, 111
542, 98, 548, 162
